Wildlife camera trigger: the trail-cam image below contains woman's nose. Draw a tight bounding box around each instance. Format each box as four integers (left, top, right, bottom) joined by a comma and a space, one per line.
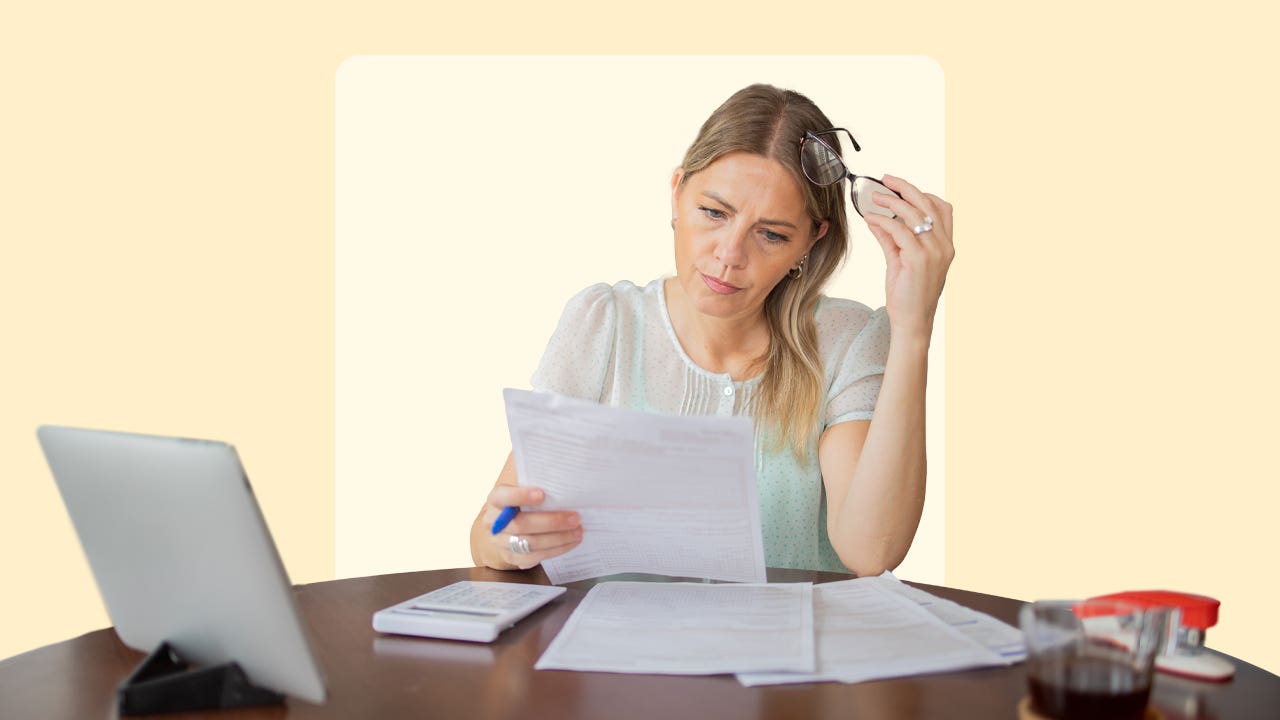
714, 225, 749, 268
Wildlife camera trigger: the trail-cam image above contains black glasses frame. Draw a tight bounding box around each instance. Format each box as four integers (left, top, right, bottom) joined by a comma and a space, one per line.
799, 128, 900, 219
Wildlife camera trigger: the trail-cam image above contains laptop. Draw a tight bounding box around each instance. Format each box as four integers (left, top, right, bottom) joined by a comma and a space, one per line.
36, 426, 327, 704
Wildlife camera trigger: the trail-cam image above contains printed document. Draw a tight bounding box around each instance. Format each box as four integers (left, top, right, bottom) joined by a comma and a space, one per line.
535, 581, 814, 675
872, 575, 1026, 662
737, 576, 1015, 686
504, 389, 766, 584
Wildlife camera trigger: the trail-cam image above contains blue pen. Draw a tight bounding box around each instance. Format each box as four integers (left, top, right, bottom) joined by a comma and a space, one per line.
490, 506, 519, 535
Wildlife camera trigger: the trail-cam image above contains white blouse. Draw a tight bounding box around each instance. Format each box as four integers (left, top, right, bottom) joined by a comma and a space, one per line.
531, 277, 890, 572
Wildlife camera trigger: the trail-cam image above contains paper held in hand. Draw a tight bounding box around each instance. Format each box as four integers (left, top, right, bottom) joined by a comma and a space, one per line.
503, 388, 767, 584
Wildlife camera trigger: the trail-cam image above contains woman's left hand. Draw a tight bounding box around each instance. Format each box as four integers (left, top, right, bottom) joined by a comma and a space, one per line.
863, 175, 955, 341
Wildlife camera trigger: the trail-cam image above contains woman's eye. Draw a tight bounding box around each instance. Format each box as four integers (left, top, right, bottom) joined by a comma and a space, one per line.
699, 206, 726, 220
763, 230, 789, 243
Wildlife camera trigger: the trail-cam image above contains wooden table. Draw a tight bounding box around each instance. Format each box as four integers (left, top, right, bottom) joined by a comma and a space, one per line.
2, 567, 1276, 719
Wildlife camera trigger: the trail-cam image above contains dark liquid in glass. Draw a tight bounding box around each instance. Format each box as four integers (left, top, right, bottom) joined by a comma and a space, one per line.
1028, 653, 1150, 720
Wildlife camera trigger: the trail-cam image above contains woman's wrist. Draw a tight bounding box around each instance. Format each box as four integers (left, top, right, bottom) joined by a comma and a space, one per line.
888, 321, 933, 356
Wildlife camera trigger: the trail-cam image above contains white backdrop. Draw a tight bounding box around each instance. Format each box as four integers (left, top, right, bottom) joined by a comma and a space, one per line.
335, 56, 945, 582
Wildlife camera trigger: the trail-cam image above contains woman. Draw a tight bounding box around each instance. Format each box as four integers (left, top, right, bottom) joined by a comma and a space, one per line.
469, 83, 953, 576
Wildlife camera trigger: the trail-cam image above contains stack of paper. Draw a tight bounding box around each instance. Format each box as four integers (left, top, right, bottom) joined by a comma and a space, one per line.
737, 574, 1024, 686
875, 575, 1027, 664
535, 574, 1024, 684
536, 582, 814, 675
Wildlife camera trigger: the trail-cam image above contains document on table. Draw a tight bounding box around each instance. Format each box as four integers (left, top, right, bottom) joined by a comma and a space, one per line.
871, 574, 1027, 662
503, 389, 766, 584
535, 581, 814, 675
736, 576, 1018, 686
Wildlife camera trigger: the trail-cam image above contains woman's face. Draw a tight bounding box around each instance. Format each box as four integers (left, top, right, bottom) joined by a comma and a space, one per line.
670, 151, 825, 323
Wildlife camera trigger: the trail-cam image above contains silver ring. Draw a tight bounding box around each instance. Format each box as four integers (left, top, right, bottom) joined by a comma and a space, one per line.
912, 222, 933, 235
923, 214, 934, 225
508, 534, 531, 555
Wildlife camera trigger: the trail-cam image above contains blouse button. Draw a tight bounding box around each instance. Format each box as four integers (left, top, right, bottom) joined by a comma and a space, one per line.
723, 386, 734, 397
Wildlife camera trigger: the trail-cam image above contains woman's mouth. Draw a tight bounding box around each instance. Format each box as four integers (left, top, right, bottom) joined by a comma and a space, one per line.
700, 273, 741, 295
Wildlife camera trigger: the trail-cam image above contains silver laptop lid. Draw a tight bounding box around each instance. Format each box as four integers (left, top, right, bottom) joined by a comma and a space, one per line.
37, 426, 326, 703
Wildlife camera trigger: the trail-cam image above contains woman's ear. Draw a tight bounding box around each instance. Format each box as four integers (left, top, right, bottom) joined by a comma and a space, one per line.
811, 220, 830, 249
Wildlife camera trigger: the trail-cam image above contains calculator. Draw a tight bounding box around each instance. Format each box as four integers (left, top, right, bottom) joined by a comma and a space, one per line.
372, 581, 567, 643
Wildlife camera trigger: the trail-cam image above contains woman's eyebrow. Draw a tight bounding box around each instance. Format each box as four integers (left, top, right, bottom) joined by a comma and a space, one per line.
701, 191, 798, 229
701, 191, 736, 212
758, 218, 798, 229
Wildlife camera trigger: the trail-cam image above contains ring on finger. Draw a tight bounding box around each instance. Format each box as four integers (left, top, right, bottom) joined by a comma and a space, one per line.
910, 212, 936, 235
509, 534, 531, 555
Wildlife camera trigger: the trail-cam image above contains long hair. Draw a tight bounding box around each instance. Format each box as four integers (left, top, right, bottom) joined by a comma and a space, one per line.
679, 84, 850, 457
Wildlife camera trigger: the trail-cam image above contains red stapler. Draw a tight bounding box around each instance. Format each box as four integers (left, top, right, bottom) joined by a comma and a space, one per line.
1086, 590, 1234, 681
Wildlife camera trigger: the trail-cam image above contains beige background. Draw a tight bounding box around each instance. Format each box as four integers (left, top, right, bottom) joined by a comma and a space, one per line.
2, 0, 1277, 676
334, 55, 945, 582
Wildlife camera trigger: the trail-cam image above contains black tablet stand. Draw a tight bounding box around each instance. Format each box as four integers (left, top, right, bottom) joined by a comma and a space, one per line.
117, 641, 285, 716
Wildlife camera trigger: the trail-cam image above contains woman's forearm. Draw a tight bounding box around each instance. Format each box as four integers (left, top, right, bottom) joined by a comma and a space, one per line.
827, 331, 930, 576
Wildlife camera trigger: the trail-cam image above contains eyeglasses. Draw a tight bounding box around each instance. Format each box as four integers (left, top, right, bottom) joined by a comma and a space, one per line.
799, 128, 900, 219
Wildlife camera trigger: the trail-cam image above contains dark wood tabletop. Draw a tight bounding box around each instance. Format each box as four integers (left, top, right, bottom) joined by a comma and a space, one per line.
2, 567, 1275, 719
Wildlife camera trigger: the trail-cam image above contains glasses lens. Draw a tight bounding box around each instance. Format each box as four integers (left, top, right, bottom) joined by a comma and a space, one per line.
851, 177, 898, 219
801, 134, 846, 186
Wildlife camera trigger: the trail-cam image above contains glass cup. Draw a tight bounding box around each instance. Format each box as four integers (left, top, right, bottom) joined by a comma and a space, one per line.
1019, 599, 1170, 720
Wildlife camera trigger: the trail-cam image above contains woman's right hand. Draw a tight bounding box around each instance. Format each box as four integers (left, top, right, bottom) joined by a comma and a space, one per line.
470, 452, 583, 570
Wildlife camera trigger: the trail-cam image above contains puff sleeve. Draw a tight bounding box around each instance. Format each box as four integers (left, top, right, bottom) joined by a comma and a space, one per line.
529, 283, 617, 403
819, 300, 891, 430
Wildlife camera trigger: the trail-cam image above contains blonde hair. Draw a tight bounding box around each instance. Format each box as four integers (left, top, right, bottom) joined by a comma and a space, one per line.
679, 84, 850, 457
